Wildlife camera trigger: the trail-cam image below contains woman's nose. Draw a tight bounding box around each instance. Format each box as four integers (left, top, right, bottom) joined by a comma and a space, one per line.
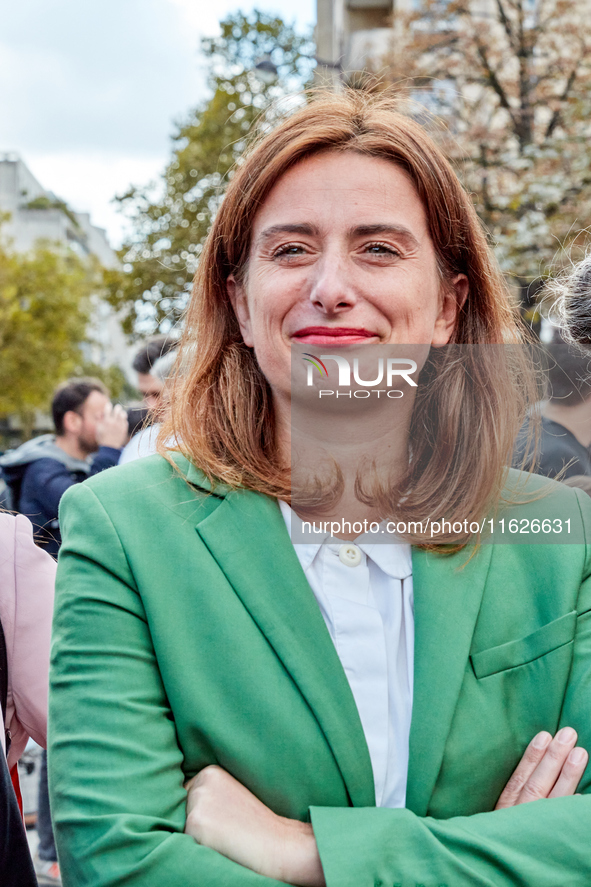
308, 256, 357, 314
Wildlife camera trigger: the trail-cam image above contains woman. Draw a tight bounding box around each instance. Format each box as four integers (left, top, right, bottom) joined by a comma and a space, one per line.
49, 91, 591, 886
1, 513, 54, 767
1, 511, 56, 885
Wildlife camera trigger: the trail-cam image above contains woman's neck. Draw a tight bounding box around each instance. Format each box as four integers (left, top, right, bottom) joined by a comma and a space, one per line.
275, 391, 415, 537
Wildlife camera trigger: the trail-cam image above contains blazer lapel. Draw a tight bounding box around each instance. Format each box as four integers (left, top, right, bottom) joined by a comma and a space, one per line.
406, 543, 494, 816
194, 486, 375, 809
183, 456, 491, 815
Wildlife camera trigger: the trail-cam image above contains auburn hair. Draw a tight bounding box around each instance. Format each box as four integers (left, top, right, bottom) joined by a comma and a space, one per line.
160, 89, 536, 547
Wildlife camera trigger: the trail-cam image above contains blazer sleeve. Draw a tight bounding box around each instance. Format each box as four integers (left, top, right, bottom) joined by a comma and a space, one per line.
311, 513, 591, 886
49, 481, 287, 887
0, 513, 55, 767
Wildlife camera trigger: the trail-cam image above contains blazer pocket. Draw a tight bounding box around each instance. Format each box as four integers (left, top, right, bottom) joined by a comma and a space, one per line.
471, 611, 577, 679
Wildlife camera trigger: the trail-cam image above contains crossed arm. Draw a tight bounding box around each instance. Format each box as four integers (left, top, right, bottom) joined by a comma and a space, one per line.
185, 728, 589, 886
51, 483, 591, 887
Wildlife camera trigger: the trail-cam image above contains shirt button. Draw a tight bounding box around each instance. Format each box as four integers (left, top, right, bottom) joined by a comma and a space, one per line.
338, 543, 362, 567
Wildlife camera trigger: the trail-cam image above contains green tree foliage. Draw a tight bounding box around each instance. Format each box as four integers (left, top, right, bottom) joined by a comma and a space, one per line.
0, 236, 95, 423
379, 0, 591, 285
109, 10, 315, 334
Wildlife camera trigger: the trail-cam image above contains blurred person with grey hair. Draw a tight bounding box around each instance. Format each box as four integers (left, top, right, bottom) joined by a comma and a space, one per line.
553, 254, 591, 345
513, 332, 591, 479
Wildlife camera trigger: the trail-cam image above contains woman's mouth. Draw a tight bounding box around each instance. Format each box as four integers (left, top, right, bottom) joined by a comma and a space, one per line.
291, 327, 379, 346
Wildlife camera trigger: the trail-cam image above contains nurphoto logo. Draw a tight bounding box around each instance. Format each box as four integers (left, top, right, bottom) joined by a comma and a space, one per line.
302, 352, 418, 398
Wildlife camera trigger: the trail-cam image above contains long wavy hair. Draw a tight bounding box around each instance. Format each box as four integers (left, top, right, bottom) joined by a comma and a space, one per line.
160, 89, 536, 547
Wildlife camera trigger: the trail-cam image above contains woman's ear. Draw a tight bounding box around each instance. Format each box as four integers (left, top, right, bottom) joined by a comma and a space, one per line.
226, 275, 254, 347
432, 274, 469, 345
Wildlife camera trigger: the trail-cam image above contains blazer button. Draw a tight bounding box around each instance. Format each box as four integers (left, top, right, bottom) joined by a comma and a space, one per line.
338, 543, 362, 567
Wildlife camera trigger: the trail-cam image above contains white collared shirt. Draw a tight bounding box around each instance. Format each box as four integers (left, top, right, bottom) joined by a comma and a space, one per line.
280, 502, 414, 808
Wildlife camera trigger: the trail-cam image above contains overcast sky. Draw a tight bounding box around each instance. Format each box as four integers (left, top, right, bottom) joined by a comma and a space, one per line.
0, 0, 315, 246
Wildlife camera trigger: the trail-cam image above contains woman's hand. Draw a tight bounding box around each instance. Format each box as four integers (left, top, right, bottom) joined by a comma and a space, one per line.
496, 727, 588, 809
184, 732, 588, 881
184, 766, 325, 886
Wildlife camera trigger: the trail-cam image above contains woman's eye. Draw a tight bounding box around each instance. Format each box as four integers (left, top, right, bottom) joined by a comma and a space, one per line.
273, 244, 306, 258
365, 242, 400, 256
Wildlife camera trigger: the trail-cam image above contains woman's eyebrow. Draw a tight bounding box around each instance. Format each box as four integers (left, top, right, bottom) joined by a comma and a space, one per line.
351, 224, 420, 248
257, 223, 320, 245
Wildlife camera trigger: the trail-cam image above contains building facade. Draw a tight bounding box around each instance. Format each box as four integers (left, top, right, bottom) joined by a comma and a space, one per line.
0, 155, 133, 380
316, 0, 395, 84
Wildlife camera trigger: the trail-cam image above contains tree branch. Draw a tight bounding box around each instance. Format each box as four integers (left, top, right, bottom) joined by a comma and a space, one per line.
495, 0, 516, 47
545, 66, 578, 139
475, 40, 519, 132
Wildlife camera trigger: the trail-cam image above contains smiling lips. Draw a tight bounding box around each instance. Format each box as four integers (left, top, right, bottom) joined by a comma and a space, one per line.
292, 326, 378, 346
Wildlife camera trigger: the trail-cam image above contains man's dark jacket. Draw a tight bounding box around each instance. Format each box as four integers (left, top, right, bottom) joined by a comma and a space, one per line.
513, 416, 591, 479
0, 435, 120, 557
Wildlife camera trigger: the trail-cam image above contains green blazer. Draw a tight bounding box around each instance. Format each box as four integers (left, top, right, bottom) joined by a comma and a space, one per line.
49, 454, 591, 887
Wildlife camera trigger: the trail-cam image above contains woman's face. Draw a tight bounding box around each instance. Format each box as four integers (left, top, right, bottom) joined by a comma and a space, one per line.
228, 150, 467, 401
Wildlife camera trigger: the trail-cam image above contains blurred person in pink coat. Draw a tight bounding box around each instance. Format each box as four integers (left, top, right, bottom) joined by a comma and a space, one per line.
0, 512, 55, 884
0, 512, 55, 768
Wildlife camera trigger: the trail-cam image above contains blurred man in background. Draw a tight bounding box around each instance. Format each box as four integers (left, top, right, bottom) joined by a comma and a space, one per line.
132, 335, 178, 411
1, 378, 128, 558
119, 336, 178, 465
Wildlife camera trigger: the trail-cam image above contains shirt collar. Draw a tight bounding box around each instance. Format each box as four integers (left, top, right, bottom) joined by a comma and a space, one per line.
357, 540, 412, 581
279, 500, 324, 572
279, 501, 412, 580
